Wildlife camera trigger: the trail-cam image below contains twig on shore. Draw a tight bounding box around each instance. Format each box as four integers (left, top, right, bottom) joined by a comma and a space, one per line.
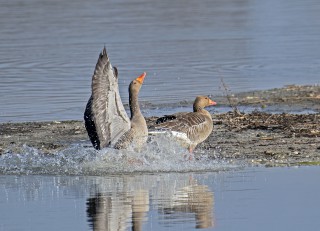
220, 77, 241, 116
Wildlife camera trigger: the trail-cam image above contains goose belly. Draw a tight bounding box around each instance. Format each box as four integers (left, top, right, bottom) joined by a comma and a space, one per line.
149, 130, 194, 148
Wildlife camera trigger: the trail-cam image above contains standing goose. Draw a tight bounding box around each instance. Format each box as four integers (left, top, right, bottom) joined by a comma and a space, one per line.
84, 47, 147, 150
149, 96, 216, 153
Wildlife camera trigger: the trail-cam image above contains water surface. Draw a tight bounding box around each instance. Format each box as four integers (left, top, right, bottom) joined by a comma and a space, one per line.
1, 166, 319, 231
1, 0, 320, 122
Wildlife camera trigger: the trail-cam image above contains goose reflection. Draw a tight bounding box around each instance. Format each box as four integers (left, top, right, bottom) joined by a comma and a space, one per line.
158, 178, 214, 229
87, 189, 149, 231
86, 174, 214, 230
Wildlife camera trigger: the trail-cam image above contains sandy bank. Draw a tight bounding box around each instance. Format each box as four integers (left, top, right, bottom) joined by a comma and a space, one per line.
1, 85, 319, 167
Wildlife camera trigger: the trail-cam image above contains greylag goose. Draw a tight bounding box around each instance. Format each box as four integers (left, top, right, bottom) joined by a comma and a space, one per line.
149, 96, 216, 153
113, 72, 148, 150
84, 47, 147, 150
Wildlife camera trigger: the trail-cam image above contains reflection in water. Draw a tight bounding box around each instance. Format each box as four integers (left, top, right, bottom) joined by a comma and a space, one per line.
2, 167, 320, 230
86, 175, 214, 230
159, 178, 214, 229
87, 190, 149, 231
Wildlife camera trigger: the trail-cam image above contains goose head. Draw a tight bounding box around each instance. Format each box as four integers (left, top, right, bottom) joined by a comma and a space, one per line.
193, 96, 217, 111
129, 72, 146, 95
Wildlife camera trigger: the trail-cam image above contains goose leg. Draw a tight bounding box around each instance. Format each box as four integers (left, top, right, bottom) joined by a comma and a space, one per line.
183, 146, 194, 161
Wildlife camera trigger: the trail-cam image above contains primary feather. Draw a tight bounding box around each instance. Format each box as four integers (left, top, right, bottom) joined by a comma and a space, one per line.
84, 47, 130, 149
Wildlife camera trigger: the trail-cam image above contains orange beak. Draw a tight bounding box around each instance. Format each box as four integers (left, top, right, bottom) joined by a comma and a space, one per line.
209, 99, 217, 106
135, 72, 146, 84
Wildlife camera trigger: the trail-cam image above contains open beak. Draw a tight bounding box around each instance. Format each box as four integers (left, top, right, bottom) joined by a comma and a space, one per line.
135, 72, 146, 84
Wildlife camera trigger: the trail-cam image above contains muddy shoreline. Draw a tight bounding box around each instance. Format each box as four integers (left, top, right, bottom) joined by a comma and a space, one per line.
1, 85, 319, 167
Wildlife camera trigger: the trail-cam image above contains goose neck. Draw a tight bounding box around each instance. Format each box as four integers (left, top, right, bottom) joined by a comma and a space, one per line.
129, 91, 140, 117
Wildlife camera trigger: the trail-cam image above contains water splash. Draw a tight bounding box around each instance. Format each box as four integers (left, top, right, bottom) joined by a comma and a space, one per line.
0, 136, 237, 175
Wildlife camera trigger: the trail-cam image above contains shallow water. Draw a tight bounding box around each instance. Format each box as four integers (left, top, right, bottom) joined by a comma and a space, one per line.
0, 135, 235, 175
1, 166, 319, 231
1, 0, 320, 122
1, 142, 320, 230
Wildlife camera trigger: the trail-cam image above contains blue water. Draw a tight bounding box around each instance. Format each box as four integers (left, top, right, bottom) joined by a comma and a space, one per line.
0, 0, 320, 122
1, 167, 320, 231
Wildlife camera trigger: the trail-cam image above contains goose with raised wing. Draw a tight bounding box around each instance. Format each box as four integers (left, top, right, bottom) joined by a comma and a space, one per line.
84, 47, 147, 150
149, 96, 216, 153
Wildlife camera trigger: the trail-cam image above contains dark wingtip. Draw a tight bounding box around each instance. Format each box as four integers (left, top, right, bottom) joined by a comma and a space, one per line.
102, 46, 107, 55
99, 46, 108, 61
113, 66, 118, 77
156, 115, 177, 124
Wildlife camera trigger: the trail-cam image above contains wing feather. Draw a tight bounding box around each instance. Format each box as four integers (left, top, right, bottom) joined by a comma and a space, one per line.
84, 47, 130, 149
151, 112, 212, 144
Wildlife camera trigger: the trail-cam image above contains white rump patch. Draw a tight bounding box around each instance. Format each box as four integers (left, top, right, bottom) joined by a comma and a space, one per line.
149, 130, 192, 146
